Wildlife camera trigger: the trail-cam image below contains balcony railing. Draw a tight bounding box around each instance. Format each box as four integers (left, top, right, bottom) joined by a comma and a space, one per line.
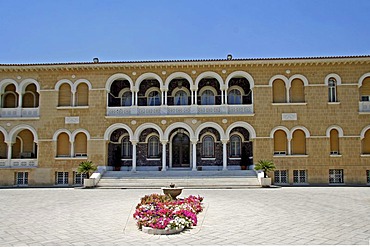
0, 108, 39, 118
0, 159, 38, 168
359, 101, 370, 112
107, 104, 254, 117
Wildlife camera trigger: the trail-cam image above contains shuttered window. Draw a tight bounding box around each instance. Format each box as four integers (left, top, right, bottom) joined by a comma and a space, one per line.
76, 83, 89, 106
292, 130, 306, 155
274, 130, 287, 154
272, 79, 286, 103
330, 129, 339, 154
362, 130, 370, 154
360, 78, 370, 100
58, 84, 72, 106
57, 133, 70, 157
290, 79, 305, 103
74, 133, 87, 156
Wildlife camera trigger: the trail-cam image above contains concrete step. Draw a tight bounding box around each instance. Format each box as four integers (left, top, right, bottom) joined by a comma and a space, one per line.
96, 170, 261, 189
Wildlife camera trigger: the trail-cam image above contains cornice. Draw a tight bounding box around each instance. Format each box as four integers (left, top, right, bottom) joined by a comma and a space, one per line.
1, 55, 370, 72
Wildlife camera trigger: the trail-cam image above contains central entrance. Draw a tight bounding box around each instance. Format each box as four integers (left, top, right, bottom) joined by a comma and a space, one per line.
172, 132, 190, 167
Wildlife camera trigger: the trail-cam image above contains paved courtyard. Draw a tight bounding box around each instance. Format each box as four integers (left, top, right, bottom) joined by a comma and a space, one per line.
1, 187, 370, 246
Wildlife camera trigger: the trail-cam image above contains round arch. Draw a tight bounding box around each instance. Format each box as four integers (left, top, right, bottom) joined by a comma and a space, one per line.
290, 126, 311, 139
104, 123, 134, 141
195, 122, 226, 140
324, 73, 342, 86
326, 125, 344, 137
360, 125, 370, 139
164, 72, 194, 91
55, 79, 73, 91
268, 75, 289, 87
225, 71, 255, 89
133, 123, 164, 141
74, 79, 93, 91
270, 126, 290, 138
358, 72, 370, 88
52, 129, 72, 142
289, 74, 309, 87
226, 121, 256, 139
19, 79, 40, 93
0, 79, 19, 93
71, 129, 91, 141
135, 72, 163, 91
105, 73, 134, 92
9, 124, 38, 143
163, 122, 195, 141
194, 71, 224, 90
0, 126, 8, 141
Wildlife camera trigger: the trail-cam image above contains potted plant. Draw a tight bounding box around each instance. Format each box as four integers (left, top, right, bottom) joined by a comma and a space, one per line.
77, 161, 97, 188
254, 159, 276, 187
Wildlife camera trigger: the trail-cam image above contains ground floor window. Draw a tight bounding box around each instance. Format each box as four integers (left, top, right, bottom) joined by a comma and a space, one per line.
367, 170, 370, 184
274, 170, 288, 184
56, 172, 69, 185
74, 172, 87, 185
293, 170, 307, 184
329, 169, 344, 184
15, 172, 28, 185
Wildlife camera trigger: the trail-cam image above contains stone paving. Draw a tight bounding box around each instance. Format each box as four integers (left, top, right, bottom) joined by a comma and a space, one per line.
0, 187, 370, 246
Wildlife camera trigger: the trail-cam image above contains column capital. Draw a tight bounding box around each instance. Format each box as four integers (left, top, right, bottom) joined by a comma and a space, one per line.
221, 139, 229, 144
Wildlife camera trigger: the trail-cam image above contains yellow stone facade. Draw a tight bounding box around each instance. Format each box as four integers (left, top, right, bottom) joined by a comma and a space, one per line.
0, 55, 370, 186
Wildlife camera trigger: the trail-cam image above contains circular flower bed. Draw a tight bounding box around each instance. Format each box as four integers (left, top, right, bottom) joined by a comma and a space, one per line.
133, 193, 204, 234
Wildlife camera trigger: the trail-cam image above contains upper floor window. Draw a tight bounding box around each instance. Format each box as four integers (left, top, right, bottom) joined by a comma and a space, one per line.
272, 79, 287, 103
362, 129, 370, 155
148, 136, 160, 158
121, 91, 132, 106
328, 78, 337, 102
228, 89, 242, 105
202, 135, 215, 157
290, 79, 305, 103
148, 91, 161, 106
292, 129, 306, 155
360, 77, 370, 102
201, 90, 215, 105
330, 129, 340, 155
174, 90, 188, 105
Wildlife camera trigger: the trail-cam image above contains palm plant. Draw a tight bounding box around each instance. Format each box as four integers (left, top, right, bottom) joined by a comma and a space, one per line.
77, 161, 97, 178
254, 160, 276, 178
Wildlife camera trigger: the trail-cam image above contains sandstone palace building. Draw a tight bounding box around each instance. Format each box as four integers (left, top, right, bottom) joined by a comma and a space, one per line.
0, 55, 370, 186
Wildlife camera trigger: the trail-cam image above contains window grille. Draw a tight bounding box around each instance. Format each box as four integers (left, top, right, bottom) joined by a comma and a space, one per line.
274, 170, 288, 184
293, 170, 307, 183
329, 169, 344, 183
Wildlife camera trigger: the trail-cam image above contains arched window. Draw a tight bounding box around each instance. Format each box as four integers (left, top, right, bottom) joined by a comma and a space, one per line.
121, 91, 132, 106
23, 84, 39, 108
57, 133, 70, 157
201, 90, 215, 105
230, 135, 241, 157
58, 84, 72, 106
330, 129, 340, 155
74, 132, 87, 157
360, 77, 370, 101
290, 79, 305, 103
121, 136, 132, 158
292, 130, 306, 155
3, 84, 18, 108
174, 90, 188, 105
274, 130, 288, 155
272, 79, 287, 103
202, 135, 214, 157
76, 83, 89, 106
148, 136, 160, 158
362, 129, 370, 154
228, 89, 242, 105
148, 91, 161, 106
328, 78, 337, 102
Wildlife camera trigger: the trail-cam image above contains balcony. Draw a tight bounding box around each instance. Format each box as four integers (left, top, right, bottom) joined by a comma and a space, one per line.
0, 108, 39, 118
359, 101, 370, 113
0, 159, 38, 168
106, 104, 254, 117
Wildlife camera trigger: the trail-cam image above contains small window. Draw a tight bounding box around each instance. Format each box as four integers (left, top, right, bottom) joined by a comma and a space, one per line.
293, 170, 307, 184
329, 129, 340, 155
15, 172, 28, 185
121, 136, 132, 159
148, 136, 160, 158
228, 89, 242, 105
202, 135, 215, 158
329, 169, 344, 184
230, 135, 241, 157
274, 170, 288, 184
328, 78, 337, 102
74, 172, 86, 185
56, 172, 69, 185
174, 90, 188, 105
361, 96, 370, 102
121, 91, 132, 106
201, 90, 215, 105
148, 91, 161, 106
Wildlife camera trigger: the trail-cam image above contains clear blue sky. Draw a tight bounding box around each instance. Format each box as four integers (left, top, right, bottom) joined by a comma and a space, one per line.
1, 0, 370, 64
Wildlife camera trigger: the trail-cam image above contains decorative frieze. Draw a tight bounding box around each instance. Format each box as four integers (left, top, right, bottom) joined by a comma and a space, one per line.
65, 116, 79, 124
282, 113, 297, 121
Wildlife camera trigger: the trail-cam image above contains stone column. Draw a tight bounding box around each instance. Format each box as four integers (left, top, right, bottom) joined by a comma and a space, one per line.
191, 140, 197, 171
161, 141, 167, 171
6, 142, 12, 167
221, 90, 224, 105
287, 138, 292, 155
70, 141, 74, 157
222, 139, 228, 170
131, 141, 138, 172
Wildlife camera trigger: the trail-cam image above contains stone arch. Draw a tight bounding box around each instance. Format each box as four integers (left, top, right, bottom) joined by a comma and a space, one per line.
225, 71, 255, 89
358, 72, 370, 88
326, 125, 344, 137
289, 74, 309, 87
133, 123, 164, 141
268, 75, 289, 87
71, 129, 91, 141
19, 79, 40, 93
9, 124, 38, 144
53, 129, 72, 142
194, 71, 224, 90
74, 79, 92, 91
270, 126, 290, 138
104, 123, 134, 141
290, 126, 311, 139
226, 121, 256, 139
195, 122, 226, 141
0, 79, 19, 93
325, 73, 342, 86
55, 79, 74, 91
164, 72, 194, 91
105, 73, 134, 91
360, 125, 370, 139
164, 122, 195, 141
135, 72, 163, 91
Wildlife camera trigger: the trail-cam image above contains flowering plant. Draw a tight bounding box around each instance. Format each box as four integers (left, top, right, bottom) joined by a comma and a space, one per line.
133, 194, 203, 230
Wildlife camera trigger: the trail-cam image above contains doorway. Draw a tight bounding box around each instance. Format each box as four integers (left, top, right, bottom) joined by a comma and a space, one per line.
172, 131, 190, 167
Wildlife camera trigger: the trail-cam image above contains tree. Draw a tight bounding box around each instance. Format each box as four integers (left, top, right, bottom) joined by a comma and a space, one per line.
254, 160, 276, 178
77, 161, 97, 179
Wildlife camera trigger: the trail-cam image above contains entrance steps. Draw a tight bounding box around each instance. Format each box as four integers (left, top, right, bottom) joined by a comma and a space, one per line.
96, 169, 261, 189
